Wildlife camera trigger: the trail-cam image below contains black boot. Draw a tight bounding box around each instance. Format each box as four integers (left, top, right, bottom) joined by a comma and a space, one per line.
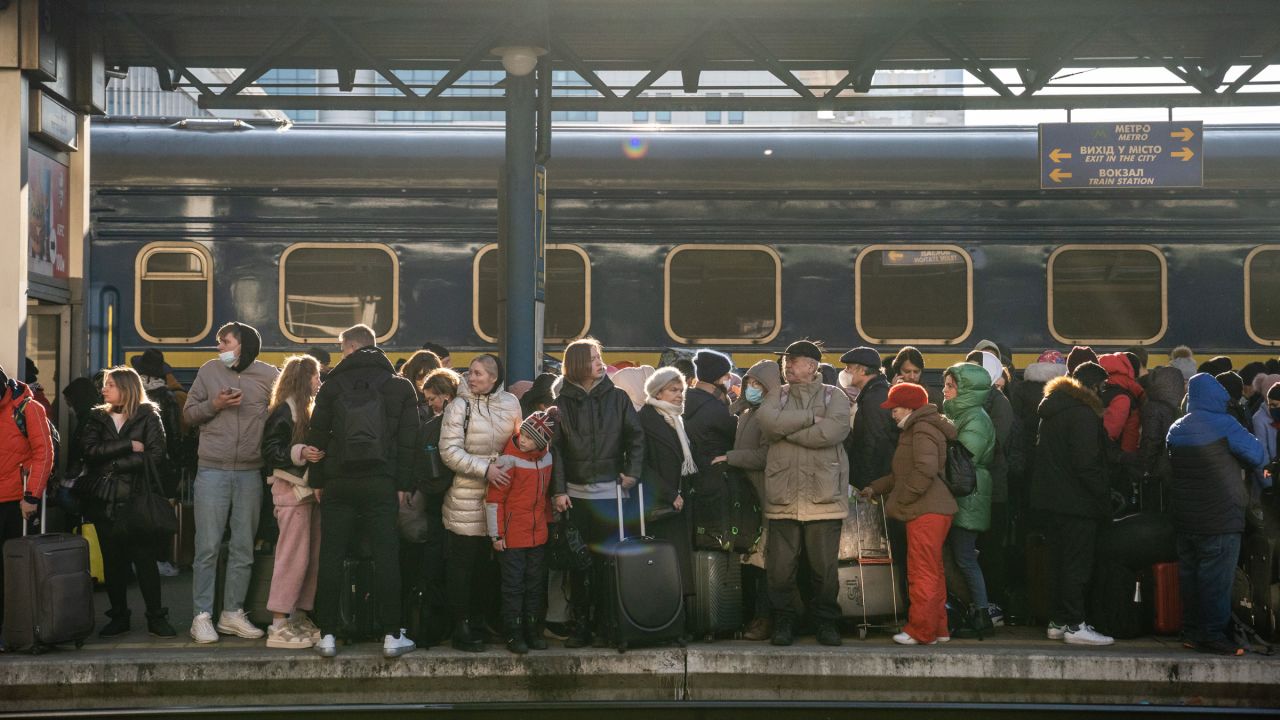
452, 620, 484, 652
525, 615, 549, 651
100, 609, 131, 638
563, 619, 593, 649
771, 615, 794, 646
146, 608, 176, 638
505, 619, 529, 655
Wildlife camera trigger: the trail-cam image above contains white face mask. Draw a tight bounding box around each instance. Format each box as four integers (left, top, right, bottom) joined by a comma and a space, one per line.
838, 369, 855, 389
219, 350, 238, 368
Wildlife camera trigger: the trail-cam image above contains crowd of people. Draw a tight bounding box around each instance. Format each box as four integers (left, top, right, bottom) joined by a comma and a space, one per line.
1, 324, 1277, 658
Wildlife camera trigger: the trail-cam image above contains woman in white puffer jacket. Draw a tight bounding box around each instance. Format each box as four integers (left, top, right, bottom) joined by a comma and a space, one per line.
440, 353, 521, 651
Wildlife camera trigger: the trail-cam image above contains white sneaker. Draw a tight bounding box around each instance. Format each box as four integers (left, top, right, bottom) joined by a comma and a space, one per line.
892, 631, 936, 646
383, 628, 416, 658
1064, 623, 1114, 646
935, 636, 951, 643
216, 609, 265, 639
266, 623, 314, 649
314, 633, 337, 658
1046, 622, 1067, 640
190, 612, 218, 644
291, 615, 322, 644
156, 561, 180, 577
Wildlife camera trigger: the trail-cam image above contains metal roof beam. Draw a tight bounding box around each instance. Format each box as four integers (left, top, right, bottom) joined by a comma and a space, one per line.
823, 18, 918, 99
120, 14, 215, 96
425, 24, 511, 99
624, 18, 718, 99
197, 91, 1280, 113
319, 17, 419, 98
219, 20, 318, 98
1224, 38, 1280, 95
722, 19, 814, 99
550, 38, 616, 99
1018, 25, 1101, 96
919, 23, 1016, 98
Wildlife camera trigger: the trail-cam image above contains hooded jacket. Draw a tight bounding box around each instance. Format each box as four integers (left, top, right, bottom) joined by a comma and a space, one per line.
1138, 365, 1185, 485
440, 376, 522, 537
871, 404, 959, 522
305, 346, 420, 491
726, 360, 783, 499
550, 375, 645, 499
1008, 360, 1066, 487
1099, 352, 1144, 454
183, 326, 279, 471
81, 403, 168, 512
942, 363, 996, 531
1166, 373, 1266, 535
847, 373, 898, 490
755, 376, 852, 522
0, 379, 55, 503
485, 436, 553, 549
1250, 403, 1277, 492
683, 384, 738, 473
1030, 376, 1110, 520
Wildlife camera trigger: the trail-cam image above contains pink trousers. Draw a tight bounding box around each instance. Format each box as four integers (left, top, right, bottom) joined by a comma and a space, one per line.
266, 482, 321, 615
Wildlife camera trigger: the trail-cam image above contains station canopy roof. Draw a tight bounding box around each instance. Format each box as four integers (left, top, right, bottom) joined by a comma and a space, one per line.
89, 0, 1280, 112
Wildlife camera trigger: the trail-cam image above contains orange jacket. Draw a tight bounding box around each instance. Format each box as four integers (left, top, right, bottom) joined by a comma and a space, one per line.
484, 436, 553, 549
1, 380, 55, 503
1099, 353, 1144, 455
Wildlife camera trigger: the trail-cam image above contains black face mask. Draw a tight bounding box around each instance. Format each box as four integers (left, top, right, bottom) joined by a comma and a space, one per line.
1270, 407, 1280, 423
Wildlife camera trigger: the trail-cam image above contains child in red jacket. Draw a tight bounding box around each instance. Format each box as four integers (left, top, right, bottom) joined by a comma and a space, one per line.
486, 408, 556, 654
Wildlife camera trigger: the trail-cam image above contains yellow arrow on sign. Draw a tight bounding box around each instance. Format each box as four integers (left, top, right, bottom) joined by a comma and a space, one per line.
1049, 148, 1073, 163
1050, 168, 1073, 183
1171, 147, 1195, 161
1170, 127, 1195, 142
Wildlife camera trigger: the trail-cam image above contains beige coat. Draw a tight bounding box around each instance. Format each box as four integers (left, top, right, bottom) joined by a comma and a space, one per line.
869, 405, 959, 522
183, 358, 278, 470
755, 378, 852, 522
440, 381, 522, 537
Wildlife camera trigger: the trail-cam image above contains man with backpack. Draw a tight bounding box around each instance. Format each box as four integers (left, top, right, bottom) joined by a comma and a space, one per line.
0, 364, 56, 645
305, 324, 420, 658
184, 322, 278, 644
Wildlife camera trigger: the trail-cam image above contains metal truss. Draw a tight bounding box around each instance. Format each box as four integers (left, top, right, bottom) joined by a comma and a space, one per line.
94, 0, 1280, 113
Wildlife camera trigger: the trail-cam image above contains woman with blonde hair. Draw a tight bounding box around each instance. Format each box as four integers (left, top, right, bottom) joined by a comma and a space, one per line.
260, 354, 325, 649
81, 366, 174, 638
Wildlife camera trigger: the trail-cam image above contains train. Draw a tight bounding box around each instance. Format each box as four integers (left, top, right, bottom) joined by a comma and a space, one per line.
88, 119, 1280, 379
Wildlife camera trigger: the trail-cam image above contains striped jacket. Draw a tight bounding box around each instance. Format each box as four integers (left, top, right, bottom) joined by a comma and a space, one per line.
485, 436, 553, 549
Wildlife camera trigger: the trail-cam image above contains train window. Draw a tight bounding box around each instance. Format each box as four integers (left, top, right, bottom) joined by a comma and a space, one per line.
856, 245, 973, 345
134, 243, 214, 344
1048, 245, 1167, 345
665, 245, 781, 344
279, 243, 398, 343
473, 244, 590, 343
1245, 246, 1280, 344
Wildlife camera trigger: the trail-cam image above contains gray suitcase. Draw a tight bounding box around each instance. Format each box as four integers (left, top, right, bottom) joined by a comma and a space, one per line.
691, 550, 743, 639
3, 532, 95, 653
839, 496, 902, 638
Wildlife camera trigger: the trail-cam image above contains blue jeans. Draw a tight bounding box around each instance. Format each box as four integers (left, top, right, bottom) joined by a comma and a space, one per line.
192, 467, 263, 615
1177, 532, 1241, 644
947, 525, 989, 609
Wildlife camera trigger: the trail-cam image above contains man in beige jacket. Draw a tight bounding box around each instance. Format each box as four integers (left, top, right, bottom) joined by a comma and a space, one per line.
755, 340, 851, 647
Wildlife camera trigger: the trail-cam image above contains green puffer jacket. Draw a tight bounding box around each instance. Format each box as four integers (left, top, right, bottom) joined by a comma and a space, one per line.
942, 362, 996, 531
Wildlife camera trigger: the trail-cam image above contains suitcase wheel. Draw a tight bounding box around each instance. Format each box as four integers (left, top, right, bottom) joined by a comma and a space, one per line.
858, 627, 868, 640
616, 640, 627, 653
30, 645, 47, 656
75, 640, 85, 649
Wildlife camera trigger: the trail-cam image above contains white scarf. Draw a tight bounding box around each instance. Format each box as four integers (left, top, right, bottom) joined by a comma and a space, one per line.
646, 398, 699, 477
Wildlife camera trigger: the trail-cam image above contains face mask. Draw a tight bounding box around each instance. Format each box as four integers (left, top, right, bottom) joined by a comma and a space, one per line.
219, 350, 238, 368
1270, 408, 1280, 423
838, 370, 854, 388
744, 386, 764, 405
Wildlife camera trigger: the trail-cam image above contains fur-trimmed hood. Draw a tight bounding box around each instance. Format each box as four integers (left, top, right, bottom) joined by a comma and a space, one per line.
1023, 361, 1068, 384
1040, 375, 1103, 420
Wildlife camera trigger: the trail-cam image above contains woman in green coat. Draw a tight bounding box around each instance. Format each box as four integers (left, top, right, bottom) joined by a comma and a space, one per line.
942, 362, 997, 634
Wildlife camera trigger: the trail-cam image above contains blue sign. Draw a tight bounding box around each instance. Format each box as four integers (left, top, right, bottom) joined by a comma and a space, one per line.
1039, 121, 1203, 189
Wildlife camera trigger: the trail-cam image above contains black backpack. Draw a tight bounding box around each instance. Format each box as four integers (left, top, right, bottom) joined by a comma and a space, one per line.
332, 373, 391, 472
13, 396, 60, 490
944, 440, 977, 497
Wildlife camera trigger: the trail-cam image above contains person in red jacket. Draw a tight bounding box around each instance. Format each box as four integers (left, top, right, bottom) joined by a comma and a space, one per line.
0, 365, 55, 641
1098, 352, 1144, 455
486, 408, 557, 655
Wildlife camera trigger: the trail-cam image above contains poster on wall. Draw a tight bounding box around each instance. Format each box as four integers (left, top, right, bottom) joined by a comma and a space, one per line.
28, 149, 69, 280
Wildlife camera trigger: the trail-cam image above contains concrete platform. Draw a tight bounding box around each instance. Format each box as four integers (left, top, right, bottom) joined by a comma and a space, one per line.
1, 572, 1276, 712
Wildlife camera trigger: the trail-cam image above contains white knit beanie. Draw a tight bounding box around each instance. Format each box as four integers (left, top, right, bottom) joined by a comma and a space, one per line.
645, 366, 685, 399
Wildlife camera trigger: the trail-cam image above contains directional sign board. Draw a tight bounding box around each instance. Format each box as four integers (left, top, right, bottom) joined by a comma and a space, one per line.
1039, 121, 1203, 189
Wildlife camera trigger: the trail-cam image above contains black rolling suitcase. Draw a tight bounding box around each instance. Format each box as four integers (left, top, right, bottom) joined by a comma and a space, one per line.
2, 483, 95, 653
691, 549, 743, 639
601, 481, 685, 652
340, 557, 381, 643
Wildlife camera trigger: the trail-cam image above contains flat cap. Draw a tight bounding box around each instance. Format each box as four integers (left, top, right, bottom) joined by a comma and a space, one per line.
840, 346, 881, 368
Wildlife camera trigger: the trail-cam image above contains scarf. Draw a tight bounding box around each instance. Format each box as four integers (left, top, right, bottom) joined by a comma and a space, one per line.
646, 398, 699, 477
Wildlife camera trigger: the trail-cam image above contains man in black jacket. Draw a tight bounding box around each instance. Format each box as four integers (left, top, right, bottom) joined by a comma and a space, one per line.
685, 349, 738, 472
306, 324, 420, 659
1029, 362, 1114, 646
842, 347, 897, 490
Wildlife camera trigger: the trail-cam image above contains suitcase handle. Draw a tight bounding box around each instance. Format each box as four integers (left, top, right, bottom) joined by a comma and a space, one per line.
19, 469, 46, 537
615, 479, 645, 542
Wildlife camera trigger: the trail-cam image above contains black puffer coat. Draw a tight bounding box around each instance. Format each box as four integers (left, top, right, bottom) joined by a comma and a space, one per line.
1138, 366, 1185, 486
550, 375, 645, 496
682, 386, 737, 473
81, 403, 169, 508
847, 373, 898, 490
1029, 376, 1110, 520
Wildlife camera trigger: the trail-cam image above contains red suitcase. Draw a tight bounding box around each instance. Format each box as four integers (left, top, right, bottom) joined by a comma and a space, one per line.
1152, 561, 1182, 635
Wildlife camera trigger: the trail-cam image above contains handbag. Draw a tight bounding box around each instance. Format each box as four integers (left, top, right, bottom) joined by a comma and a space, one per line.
397, 490, 432, 543
75, 467, 120, 505
943, 440, 977, 498
115, 458, 178, 539
547, 521, 591, 572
